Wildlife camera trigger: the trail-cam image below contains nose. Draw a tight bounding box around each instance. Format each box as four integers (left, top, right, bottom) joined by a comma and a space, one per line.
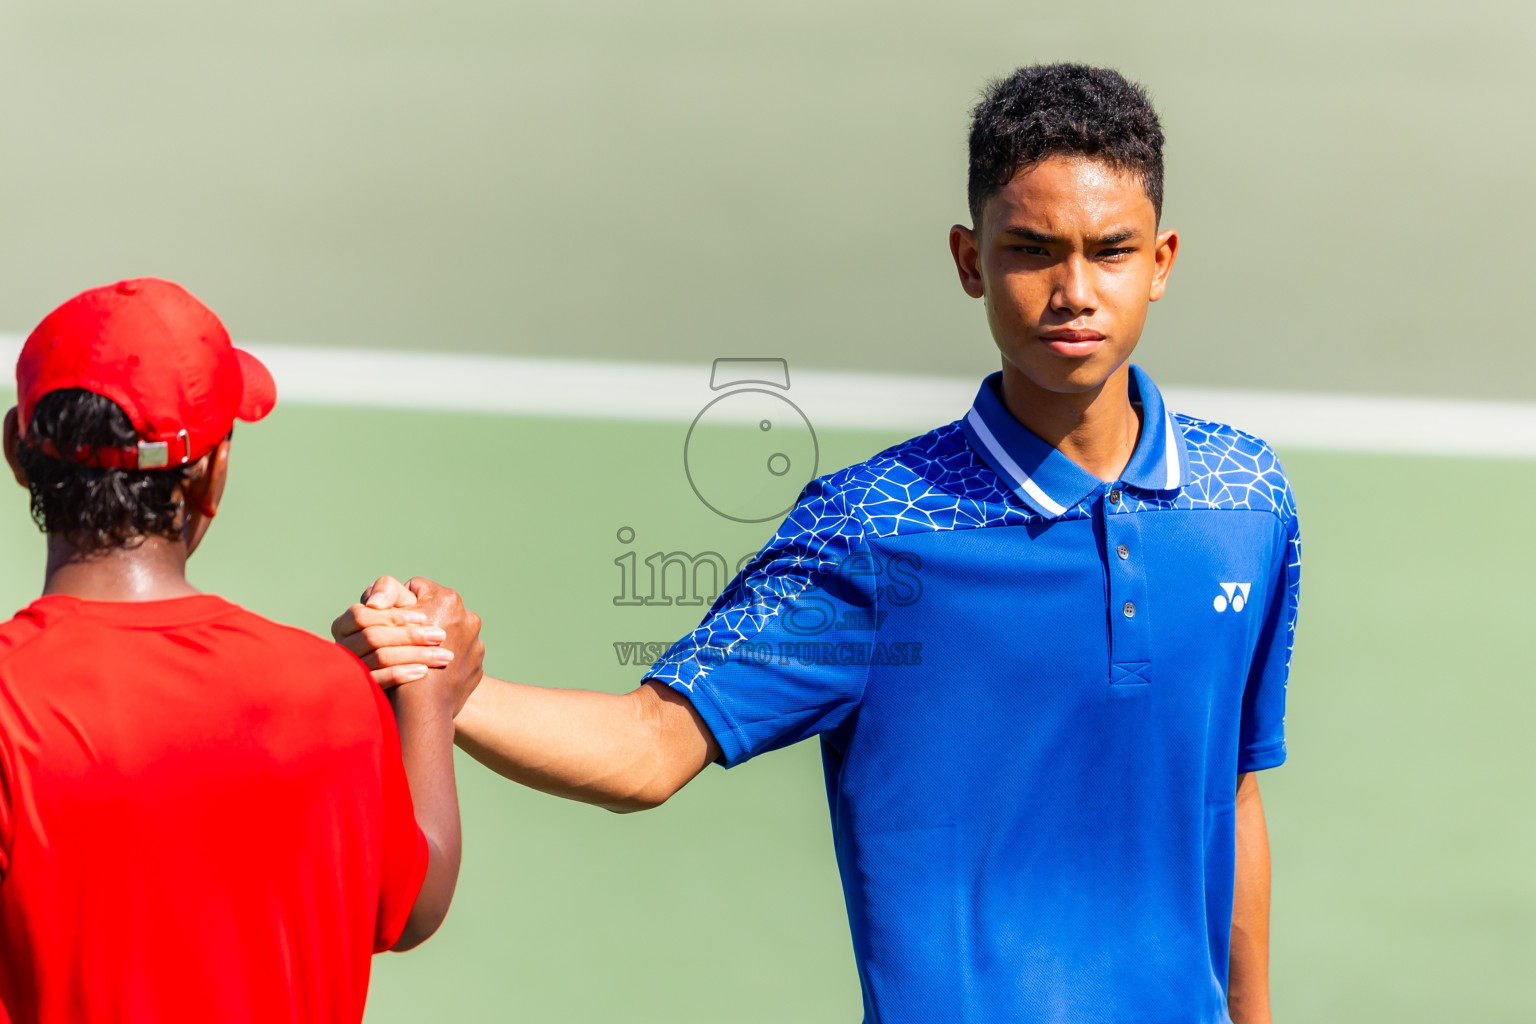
1050, 254, 1098, 319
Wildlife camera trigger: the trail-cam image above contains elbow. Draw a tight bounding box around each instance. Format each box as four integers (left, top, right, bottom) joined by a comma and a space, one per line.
600, 777, 680, 814
391, 838, 458, 951
603, 799, 655, 815
391, 906, 447, 952
599, 687, 693, 813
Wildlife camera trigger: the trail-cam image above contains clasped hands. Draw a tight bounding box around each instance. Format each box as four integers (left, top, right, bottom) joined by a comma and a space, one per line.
331, 576, 485, 714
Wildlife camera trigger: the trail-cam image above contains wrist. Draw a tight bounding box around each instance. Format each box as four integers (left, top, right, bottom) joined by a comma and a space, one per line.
390, 675, 458, 721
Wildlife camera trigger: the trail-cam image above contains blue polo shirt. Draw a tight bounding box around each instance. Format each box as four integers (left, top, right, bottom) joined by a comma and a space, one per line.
647, 366, 1301, 1024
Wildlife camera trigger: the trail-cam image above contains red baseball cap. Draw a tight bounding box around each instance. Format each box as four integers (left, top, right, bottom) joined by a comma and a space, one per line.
16, 278, 276, 469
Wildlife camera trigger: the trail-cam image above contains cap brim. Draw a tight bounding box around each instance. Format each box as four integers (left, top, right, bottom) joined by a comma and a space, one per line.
234, 348, 277, 422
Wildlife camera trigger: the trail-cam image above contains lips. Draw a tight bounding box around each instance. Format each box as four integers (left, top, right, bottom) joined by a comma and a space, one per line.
1038, 329, 1106, 358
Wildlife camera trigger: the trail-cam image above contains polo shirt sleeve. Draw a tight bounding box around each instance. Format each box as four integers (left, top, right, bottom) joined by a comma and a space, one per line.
367, 677, 431, 952
1238, 492, 1301, 773
646, 477, 874, 767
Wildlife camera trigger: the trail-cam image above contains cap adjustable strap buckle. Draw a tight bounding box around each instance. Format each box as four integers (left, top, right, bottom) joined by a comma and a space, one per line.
135, 430, 192, 469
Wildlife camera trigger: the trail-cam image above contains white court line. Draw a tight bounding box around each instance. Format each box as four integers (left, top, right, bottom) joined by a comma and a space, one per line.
2, 334, 1534, 459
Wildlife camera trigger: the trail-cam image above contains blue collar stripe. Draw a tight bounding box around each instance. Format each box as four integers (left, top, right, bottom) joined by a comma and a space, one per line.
964, 407, 1068, 516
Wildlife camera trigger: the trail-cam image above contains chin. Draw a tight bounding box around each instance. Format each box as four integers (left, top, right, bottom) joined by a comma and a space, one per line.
1010, 352, 1127, 396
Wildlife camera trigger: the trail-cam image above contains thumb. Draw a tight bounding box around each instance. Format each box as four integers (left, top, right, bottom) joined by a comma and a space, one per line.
363, 576, 417, 610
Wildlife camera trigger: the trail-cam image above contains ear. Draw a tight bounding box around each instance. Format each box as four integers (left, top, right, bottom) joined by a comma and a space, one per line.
182, 436, 232, 557
3, 408, 29, 488
1148, 227, 1179, 302
949, 224, 986, 299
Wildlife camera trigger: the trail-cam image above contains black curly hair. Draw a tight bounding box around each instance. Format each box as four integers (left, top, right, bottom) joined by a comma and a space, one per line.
17, 389, 193, 552
967, 63, 1165, 226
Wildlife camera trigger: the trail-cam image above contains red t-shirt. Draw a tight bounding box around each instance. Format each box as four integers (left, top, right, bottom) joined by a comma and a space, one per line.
0, 594, 428, 1024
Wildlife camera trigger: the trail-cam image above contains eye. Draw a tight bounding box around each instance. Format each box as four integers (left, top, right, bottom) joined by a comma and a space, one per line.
1006, 244, 1050, 257
1096, 247, 1135, 260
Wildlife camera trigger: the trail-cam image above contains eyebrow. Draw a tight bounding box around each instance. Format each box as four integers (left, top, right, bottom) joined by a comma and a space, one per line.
1000, 227, 1057, 243
999, 226, 1142, 246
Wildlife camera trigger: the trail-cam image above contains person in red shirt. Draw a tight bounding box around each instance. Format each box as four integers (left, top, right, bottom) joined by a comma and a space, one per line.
0, 279, 482, 1023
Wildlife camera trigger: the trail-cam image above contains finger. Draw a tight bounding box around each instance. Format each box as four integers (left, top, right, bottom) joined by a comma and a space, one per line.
371, 663, 432, 689
406, 577, 439, 603
363, 576, 417, 610
336, 624, 448, 659
331, 603, 429, 642
361, 646, 455, 671
361, 576, 403, 607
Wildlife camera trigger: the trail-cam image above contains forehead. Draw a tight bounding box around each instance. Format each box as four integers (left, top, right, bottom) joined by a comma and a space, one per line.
984, 155, 1155, 233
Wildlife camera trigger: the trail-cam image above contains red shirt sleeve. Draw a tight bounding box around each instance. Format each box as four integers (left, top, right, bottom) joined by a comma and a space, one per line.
0, 736, 12, 881
0, 620, 44, 883
366, 676, 430, 952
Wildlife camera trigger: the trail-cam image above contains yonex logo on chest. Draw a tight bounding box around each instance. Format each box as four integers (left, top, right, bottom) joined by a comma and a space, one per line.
1214, 583, 1252, 613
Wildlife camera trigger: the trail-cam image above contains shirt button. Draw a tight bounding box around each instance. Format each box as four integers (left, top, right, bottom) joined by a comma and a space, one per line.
1108, 489, 1122, 505
1117, 544, 1129, 559
1123, 601, 1136, 618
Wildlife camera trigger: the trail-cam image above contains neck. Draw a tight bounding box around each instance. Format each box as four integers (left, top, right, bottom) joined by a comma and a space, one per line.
42, 534, 200, 602
999, 360, 1142, 482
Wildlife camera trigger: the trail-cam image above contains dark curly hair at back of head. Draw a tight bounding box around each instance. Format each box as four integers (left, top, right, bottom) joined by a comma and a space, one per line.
18, 388, 192, 552
967, 63, 1165, 226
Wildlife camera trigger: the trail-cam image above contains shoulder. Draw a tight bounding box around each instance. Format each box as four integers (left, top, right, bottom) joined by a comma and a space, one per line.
217, 606, 387, 730
219, 605, 373, 680
0, 605, 56, 672
1173, 413, 1298, 524
0, 598, 90, 676
803, 420, 1021, 539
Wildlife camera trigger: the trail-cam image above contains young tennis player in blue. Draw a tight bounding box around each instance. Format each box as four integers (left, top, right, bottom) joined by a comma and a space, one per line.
338, 63, 1298, 1023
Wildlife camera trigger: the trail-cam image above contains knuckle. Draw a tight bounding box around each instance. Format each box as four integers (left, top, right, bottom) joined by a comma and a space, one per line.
331, 607, 360, 635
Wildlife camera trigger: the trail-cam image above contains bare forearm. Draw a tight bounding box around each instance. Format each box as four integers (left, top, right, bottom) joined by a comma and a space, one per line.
453, 676, 716, 812
390, 685, 462, 950
1228, 772, 1272, 1023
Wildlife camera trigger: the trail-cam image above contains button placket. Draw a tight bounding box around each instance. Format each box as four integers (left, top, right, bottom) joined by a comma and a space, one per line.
1103, 493, 1152, 687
